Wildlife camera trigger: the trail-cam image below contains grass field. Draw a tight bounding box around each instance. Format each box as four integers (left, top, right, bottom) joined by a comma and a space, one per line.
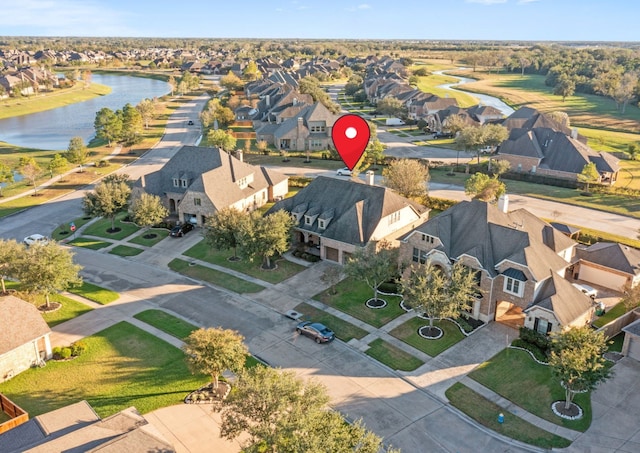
414, 72, 479, 108
365, 338, 423, 371
133, 309, 198, 340
109, 244, 144, 257
68, 281, 119, 305
168, 258, 265, 294
0, 322, 207, 418
389, 317, 465, 357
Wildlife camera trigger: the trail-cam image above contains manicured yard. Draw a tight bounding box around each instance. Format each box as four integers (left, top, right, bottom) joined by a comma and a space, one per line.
469, 348, 592, 432
128, 228, 170, 246
294, 302, 368, 342
446, 382, 571, 449
0, 322, 208, 418
593, 302, 627, 328
168, 258, 265, 294
51, 215, 95, 240
82, 212, 141, 240
109, 244, 144, 257
68, 237, 113, 250
68, 281, 119, 305
183, 239, 305, 284
134, 309, 198, 340
313, 278, 406, 328
608, 332, 624, 353
365, 338, 423, 371
389, 317, 465, 357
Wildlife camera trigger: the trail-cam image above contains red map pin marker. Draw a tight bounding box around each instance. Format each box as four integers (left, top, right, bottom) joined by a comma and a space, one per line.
332, 114, 370, 170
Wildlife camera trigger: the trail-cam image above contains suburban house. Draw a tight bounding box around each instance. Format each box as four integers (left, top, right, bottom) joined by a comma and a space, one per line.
267, 175, 429, 264
133, 146, 288, 226
0, 296, 52, 383
0, 400, 176, 452
398, 200, 594, 332
495, 107, 620, 184
622, 316, 640, 361
572, 242, 640, 291
272, 103, 340, 152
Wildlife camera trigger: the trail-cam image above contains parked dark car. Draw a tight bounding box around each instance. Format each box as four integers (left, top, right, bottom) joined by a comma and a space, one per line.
170, 223, 194, 237
296, 321, 335, 344
187, 120, 194, 125
434, 131, 454, 139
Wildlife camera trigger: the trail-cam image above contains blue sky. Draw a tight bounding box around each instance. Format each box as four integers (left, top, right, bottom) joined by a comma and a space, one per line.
1, 0, 637, 42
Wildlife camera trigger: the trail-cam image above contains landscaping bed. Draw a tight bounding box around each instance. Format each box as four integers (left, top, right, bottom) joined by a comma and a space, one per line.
81, 212, 141, 240
127, 228, 170, 247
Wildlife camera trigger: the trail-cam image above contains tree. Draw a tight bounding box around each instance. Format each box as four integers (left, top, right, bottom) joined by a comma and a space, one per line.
620, 283, 640, 313
365, 139, 385, 167
17, 242, 82, 308
382, 158, 429, 199
204, 207, 251, 260
94, 107, 123, 147
612, 72, 638, 113
208, 129, 237, 152
213, 105, 235, 128
320, 266, 342, 295
482, 124, 509, 154
83, 178, 131, 231
240, 210, 295, 269
167, 75, 176, 96
489, 159, 511, 179
465, 173, 506, 202
256, 140, 268, 154
401, 261, 476, 335
136, 98, 158, 129
220, 72, 244, 91
444, 114, 469, 136
456, 126, 485, 165
119, 103, 144, 145
182, 327, 248, 389
553, 74, 576, 102
344, 241, 398, 303
548, 111, 570, 129
18, 157, 42, 195
220, 366, 397, 453
66, 136, 90, 172
577, 162, 600, 193
548, 326, 611, 411
628, 144, 639, 161
48, 153, 68, 177
0, 161, 14, 197
0, 239, 24, 294
376, 96, 405, 118
242, 61, 261, 81
128, 193, 168, 228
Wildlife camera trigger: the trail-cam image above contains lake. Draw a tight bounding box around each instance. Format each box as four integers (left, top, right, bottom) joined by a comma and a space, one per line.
0, 74, 170, 151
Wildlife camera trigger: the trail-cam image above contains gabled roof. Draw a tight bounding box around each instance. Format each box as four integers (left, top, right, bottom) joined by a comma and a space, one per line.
526, 272, 594, 325
267, 176, 427, 246
0, 295, 51, 355
575, 242, 640, 276
402, 200, 574, 280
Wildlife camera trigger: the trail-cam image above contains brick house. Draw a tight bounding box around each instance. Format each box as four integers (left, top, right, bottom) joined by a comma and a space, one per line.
398, 200, 594, 333
0, 296, 52, 383
133, 146, 288, 226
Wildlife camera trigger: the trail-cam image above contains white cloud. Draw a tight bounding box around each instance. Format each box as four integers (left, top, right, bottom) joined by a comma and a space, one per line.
346, 3, 372, 12
517, 0, 540, 3
0, 0, 135, 35
465, 0, 508, 5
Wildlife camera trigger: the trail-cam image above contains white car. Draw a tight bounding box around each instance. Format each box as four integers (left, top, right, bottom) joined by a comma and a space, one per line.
23, 234, 49, 246
336, 167, 352, 176
572, 282, 598, 298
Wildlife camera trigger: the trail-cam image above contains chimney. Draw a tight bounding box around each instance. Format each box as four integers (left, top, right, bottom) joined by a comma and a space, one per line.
571, 128, 578, 140
297, 117, 304, 140
293, 97, 298, 105
236, 149, 243, 162
498, 194, 509, 213
265, 94, 270, 107
366, 170, 375, 186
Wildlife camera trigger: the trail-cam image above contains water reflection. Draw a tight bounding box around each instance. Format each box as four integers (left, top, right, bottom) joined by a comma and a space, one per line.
0, 74, 170, 151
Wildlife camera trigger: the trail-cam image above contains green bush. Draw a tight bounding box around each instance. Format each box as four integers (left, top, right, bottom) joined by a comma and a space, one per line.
54, 347, 73, 360
456, 317, 473, 333
378, 281, 399, 294
52, 347, 62, 359
511, 338, 548, 362
518, 327, 550, 356
289, 176, 313, 188
423, 196, 458, 211
71, 341, 87, 357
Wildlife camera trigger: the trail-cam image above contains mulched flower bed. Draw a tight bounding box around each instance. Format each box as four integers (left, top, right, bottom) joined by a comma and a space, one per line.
418, 326, 443, 340
551, 401, 583, 420
365, 298, 387, 309
184, 382, 231, 404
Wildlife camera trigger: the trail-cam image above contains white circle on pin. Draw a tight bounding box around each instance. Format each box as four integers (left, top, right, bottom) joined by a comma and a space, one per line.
345, 127, 357, 139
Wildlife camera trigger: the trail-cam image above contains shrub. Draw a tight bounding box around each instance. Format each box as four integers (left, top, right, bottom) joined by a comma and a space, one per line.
378, 281, 399, 294
456, 317, 473, 333
71, 341, 87, 357
518, 326, 550, 355
54, 347, 73, 360
512, 338, 548, 362
422, 196, 458, 211
289, 176, 313, 188
96, 160, 109, 168
52, 347, 62, 359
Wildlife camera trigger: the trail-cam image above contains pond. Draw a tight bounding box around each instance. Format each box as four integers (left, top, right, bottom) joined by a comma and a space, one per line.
0, 74, 170, 151
435, 70, 515, 117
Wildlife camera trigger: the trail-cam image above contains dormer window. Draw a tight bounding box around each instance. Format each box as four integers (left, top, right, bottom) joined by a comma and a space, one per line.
304, 215, 312, 226
421, 233, 435, 244
172, 178, 179, 187
504, 277, 523, 297
318, 219, 325, 229
181, 178, 188, 188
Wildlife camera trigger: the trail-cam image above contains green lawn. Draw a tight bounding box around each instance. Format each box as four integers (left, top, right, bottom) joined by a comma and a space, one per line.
389, 317, 465, 357
593, 302, 627, 328
51, 216, 95, 240
294, 302, 368, 342
168, 258, 265, 294
0, 322, 208, 418
313, 278, 406, 328
446, 382, 571, 449
608, 332, 625, 353
365, 338, 423, 371
183, 239, 305, 284
415, 73, 479, 108
469, 348, 592, 432
134, 309, 198, 340
68, 281, 119, 305
68, 237, 113, 250
82, 212, 141, 240
127, 228, 170, 247
109, 244, 144, 257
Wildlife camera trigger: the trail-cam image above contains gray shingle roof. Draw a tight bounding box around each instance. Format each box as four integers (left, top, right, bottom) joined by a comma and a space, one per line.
526, 272, 593, 325
267, 176, 427, 246
0, 295, 51, 355
575, 242, 640, 276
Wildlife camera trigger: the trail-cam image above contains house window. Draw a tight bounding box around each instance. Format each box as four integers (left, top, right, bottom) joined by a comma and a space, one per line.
421, 233, 435, 244
181, 178, 188, 188
194, 198, 201, 206
504, 277, 523, 296
318, 219, 325, 229
412, 247, 427, 264
388, 211, 400, 225
533, 317, 552, 335
172, 178, 179, 187
304, 216, 312, 225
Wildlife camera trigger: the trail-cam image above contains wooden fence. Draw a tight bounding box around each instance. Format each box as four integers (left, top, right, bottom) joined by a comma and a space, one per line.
0, 393, 28, 434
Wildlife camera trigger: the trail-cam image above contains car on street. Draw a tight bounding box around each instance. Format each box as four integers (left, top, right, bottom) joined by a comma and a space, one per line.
572, 282, 598, 298
296, 321, 335, 343
187, 120, 194, 125
23, 234, 49, 246
336, 167, 352, 176
170, 223, 194, 237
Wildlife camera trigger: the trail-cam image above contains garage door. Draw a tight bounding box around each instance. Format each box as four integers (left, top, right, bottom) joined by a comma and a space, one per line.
628, 336, 640, 361
325, 247, 339, 262
579, 265, 627, 291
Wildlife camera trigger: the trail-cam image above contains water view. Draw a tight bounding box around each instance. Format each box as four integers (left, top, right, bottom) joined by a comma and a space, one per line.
0, 74, 170, 151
